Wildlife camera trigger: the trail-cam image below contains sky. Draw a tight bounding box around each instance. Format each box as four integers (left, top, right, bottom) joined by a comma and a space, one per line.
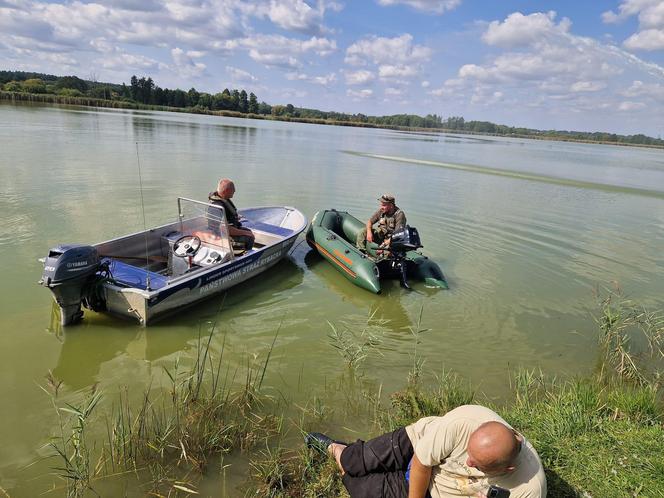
1, 0, 663, 136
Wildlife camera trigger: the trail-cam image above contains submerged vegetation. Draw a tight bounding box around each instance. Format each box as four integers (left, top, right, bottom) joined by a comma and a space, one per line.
2, 70, 663, 147
41, 292, 663, 497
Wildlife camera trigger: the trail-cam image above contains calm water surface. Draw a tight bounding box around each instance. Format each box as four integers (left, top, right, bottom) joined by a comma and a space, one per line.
1, 102, 663, 495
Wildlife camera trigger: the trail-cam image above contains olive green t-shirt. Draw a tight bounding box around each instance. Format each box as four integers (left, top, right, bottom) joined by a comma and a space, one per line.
369, 207, 406, 235
406, 405, 546, 498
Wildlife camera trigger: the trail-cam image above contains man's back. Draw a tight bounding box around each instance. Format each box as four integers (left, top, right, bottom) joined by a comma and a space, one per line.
406, 405, 546, 498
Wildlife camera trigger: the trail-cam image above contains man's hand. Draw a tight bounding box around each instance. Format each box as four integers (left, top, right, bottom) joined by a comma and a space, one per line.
367, 231, 373, 243
408, 454, 432, 498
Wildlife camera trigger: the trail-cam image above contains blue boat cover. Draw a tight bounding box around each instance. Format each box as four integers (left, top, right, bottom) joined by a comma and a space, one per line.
242, 220, 294, 237
104, 259, 169, 290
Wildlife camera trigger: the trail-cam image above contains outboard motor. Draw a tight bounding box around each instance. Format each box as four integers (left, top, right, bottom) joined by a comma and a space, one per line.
390, 226, 422, 254
39, 245, 102, 326
384, 226, 423, 289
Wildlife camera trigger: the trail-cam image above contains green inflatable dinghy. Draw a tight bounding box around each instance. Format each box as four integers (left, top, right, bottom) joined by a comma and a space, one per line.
306, 209, 448, 293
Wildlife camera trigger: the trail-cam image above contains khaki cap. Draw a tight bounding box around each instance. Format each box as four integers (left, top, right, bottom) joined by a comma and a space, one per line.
379, 194, 395, 204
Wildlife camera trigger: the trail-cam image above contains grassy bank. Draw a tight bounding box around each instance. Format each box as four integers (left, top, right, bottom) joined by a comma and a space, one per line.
3, 90, 663, 149
39, 293, 663, 497
249, 292, 663, 498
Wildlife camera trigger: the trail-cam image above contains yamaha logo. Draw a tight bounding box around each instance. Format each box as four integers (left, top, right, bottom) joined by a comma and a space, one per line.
66, 261, 88, 268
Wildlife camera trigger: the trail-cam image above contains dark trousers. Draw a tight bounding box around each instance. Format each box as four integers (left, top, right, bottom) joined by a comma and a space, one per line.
340, 428, 414, 498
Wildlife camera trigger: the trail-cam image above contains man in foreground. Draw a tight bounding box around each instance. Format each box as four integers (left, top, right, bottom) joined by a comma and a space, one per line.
356, 194, 407, 253
207, 178, 254, 251
306, 404, 546, 498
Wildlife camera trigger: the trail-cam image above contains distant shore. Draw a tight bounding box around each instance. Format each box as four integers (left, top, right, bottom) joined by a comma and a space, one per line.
3, 90, 662, 150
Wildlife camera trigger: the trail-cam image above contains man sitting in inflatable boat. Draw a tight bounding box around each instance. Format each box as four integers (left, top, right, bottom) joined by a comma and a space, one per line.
356, 193, 407, 254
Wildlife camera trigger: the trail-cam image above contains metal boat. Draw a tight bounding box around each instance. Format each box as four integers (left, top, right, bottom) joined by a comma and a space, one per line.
40, 197, 307, 326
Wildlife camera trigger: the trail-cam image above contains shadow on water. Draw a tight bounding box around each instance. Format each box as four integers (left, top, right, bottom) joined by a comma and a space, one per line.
143, 256, 305, 359
303, 248, 414, 333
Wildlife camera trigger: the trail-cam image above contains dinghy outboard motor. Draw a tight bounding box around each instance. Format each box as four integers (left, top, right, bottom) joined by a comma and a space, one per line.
39, 245, 103, 326
386, 226, 423, 289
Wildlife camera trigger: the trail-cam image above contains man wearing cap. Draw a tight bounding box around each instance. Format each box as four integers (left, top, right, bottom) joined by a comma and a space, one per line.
356, 194, 407, 253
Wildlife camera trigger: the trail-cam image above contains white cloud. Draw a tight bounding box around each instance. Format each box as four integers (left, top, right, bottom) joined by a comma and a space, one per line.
171, 47, 206, 78
100, 52, 161, 71
226, 66, 258, 83
603, 0, 664, 51
237, 34, 336, 69
258, 0, 342, 35
431, 9, 664, 131
376, 0, 460, 14
345, 34, 431, 66
482, 11, 571, 48
378, 64, 418, 79
570, 81, 606, 92
624, 28, 664, 50
618, 101, 646, 111
346, 88, 373, 99
286, 71, 337, 85
623, 80, 664, 101
344, 34, 430, 86
345, 69, 375, 85
384, 87, 404, 97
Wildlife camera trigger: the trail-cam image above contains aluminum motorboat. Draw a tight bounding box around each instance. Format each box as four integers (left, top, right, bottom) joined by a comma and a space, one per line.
40, 197, 307, 325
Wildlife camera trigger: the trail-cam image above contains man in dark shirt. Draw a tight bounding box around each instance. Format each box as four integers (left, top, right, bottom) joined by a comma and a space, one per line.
207, 178, 254, 251
356, 194, 407, 252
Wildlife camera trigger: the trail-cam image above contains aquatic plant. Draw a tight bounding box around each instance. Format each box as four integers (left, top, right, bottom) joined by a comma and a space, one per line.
594, 288, 664, 386
326, 307, 385, 370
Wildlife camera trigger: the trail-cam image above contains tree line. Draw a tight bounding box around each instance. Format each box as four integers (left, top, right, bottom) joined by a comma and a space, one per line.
1, 70, 662, 146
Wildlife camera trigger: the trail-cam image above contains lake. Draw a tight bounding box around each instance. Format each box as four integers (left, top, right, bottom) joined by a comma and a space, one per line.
1, 101, 663, 495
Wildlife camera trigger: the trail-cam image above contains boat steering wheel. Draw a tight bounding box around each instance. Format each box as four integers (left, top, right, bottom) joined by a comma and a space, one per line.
173, 235, 202, 258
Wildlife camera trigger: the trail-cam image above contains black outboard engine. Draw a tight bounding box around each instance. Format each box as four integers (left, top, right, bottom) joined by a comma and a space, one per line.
39, 245, 102, 326
384, 226, 423, 289
390, 226, 422, 254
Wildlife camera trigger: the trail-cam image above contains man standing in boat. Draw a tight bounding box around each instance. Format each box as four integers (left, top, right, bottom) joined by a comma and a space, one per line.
356, 194, 407, 253
208, 178, 255, 251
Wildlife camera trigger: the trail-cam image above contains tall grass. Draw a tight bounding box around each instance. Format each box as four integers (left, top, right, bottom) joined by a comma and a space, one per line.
594, 288, 664, 386
44, 324, 283, 496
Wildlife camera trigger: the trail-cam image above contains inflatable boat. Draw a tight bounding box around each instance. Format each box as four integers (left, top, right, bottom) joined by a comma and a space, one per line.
306, 209, 447, 293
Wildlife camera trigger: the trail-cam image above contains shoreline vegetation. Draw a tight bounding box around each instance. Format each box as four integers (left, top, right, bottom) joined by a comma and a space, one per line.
41, 291, 663, 497
2, 70, 663, 149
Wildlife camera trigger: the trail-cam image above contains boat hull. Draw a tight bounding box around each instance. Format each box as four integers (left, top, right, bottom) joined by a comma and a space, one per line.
306, 209, 447, 293
103, 238, 295, 324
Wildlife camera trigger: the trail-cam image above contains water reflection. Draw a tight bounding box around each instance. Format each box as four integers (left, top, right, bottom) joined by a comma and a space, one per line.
49, 303, 140, 390
144, 257, 305, 360
303, 248, 413, 334
47, 257, 305, 386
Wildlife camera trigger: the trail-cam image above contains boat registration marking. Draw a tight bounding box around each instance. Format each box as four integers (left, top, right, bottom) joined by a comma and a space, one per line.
198, 250, 282, 294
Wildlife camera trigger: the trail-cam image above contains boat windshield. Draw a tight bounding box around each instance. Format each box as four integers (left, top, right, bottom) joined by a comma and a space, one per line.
176, 197, 234, 259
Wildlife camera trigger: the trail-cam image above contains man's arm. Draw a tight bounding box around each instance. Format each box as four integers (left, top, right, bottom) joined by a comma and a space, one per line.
228, 226, 254, 237
408, 454, 433, 498
366, 210, 381, 244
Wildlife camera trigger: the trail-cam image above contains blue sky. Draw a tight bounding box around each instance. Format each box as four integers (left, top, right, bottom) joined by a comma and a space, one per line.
1, 0, 663, 136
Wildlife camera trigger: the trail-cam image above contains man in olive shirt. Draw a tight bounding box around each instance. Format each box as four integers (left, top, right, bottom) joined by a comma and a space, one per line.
356, 194, 407, 252
207, 178, 254, 251
306, 405, 546, 498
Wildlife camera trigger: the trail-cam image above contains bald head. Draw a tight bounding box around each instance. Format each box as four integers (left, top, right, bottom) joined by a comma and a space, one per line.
217, 178, 235, 198
466, 421, 520, 474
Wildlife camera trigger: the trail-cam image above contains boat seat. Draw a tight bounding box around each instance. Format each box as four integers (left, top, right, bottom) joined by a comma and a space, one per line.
104, 259, 169, 290
241, 220, 294, 237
